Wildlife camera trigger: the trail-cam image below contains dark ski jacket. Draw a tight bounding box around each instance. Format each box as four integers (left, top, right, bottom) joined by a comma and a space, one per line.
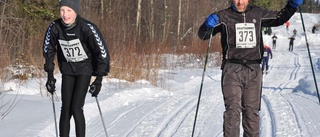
43, 16, 110, 76
198, 2, 297, 65
272, 35, 277, 43
263, 46, 272, 59
289, 37, 295, 44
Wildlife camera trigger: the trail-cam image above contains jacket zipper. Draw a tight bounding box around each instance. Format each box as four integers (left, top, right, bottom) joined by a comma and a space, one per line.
242, 13, 246, 23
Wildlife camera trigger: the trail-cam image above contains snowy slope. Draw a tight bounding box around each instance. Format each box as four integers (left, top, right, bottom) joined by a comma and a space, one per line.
1, 13, 320, 137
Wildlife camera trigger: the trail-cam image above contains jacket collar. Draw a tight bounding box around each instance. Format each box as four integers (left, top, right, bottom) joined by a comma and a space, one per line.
61, 15, 79, 30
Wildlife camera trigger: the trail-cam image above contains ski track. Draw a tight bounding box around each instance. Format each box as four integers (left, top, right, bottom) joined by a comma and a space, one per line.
93, 73, 221, 137
108, 98, 173, 137
260, 95, 277, 137
86, 101, 147, 137
155, 97, 196, 137
191, 93, 224, 137
282, 94, 320, 136
261, 80, 293, 136
262, 93, 300, 136
290, 53, 300, 80
124, 96, 196, 137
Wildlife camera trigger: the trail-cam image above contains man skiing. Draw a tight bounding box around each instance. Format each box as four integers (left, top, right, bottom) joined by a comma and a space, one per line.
293, 28, 297, 36
198, 0, 303, 136
312, 25, 317, 34
289, 36, 295, 52
272, 34, 278, 49
262, 44, 273, 74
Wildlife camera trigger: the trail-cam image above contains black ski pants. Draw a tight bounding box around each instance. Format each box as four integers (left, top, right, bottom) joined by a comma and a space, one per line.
272, 42, 276, 49
221, 63, 262, 137
289, 42, 294, 52
59, 74, 91, 137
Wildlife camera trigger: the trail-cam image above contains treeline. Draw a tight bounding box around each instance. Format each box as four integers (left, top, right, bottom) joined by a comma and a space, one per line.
0, 0, 318, 84
253, 0, 320, 12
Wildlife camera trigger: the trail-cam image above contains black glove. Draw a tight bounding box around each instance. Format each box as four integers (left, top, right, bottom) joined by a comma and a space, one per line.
89, 76, 102, 97
46, 71, 56, 94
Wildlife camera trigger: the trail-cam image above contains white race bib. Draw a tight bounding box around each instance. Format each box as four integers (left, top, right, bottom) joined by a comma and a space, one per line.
58, 39, 88, 62
263, 51, 268, 57
235, 23, 257, 48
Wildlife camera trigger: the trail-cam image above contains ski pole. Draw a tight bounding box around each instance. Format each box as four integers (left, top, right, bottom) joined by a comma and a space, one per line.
299, 6, 320, 104
94, 96, 109, 137
191, 28, 214, 137
90, 86, 109, 137
51, 94, 58, 137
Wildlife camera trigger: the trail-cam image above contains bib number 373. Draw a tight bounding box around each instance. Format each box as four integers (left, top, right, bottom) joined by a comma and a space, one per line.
235, 23, 257, 48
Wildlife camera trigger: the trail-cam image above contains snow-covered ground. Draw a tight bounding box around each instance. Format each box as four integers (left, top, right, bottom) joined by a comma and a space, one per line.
1, 13, 320, 137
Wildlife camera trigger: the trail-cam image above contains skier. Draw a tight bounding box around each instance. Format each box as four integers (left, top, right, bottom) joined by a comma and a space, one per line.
272, 34, 278, 49
286, 21, 290, 31
312, 25, 317, 34
42, 0, 110, 137
293, 28, 297, 36
289, 36, 295, 52
267, 27, 272, 35
198, 0, 303, 136
262, 44, 273, 74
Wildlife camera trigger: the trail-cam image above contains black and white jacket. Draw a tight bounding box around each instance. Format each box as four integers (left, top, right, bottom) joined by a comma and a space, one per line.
43, 15, 110, 76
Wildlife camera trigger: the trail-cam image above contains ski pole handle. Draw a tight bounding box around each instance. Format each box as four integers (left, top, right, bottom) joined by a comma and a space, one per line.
89, 85, 96, 94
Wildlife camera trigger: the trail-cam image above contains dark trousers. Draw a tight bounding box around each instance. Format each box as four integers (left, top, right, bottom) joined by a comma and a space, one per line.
59, 75, 91, 137
289, 43, 293, 52
272, 42, 276, 49
261, 57, 270, 71
221, 63, 262, 137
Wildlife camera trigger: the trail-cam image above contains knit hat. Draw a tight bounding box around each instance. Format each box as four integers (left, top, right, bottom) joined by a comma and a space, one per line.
59, 0, 80, 14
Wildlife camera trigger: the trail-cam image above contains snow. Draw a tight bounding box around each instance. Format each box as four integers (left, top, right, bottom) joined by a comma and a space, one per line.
1, 13, 320, 137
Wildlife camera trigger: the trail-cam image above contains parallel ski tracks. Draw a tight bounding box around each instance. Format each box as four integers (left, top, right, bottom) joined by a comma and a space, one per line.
262, 88, 320, 136
121, 94, 223, 137
99, 78, 224, 137
260, 95, 277, 137
282, 94, 320, 136
100, 94, 198, 137
262, 93, 300, 136
289, 52, 300, 80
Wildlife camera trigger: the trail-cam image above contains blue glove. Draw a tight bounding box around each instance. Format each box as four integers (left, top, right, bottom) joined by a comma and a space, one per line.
205, 14, 219, 29
289, 0, 303, 8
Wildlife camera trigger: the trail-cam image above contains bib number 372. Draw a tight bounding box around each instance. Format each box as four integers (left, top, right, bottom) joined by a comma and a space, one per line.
235, 23, 257, 48
58, 39, 88, 62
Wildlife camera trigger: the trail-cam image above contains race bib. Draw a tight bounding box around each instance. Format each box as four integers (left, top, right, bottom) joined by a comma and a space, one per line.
58, 39, 88, 62
235, 23, 257, 48
263, 51, 268, 57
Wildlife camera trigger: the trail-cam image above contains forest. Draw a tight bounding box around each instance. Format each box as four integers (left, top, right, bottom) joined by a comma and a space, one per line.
0, 0, 319, 85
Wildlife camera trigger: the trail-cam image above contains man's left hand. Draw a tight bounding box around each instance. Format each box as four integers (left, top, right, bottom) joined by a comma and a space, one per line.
290, 0, 304, 8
